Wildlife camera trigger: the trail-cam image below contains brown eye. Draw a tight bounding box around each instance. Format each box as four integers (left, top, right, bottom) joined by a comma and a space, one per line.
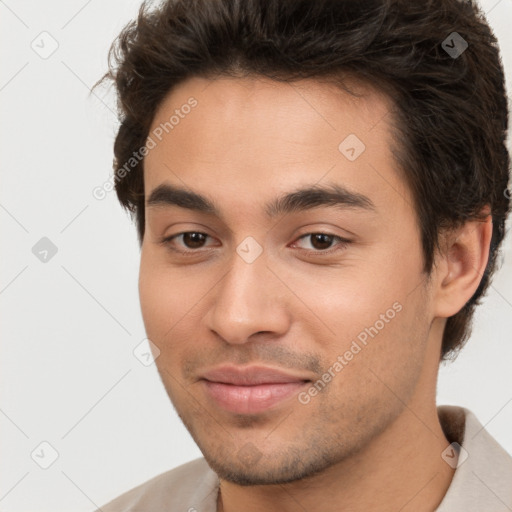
293, 232, 350, 254
309, 233, 335, 250
160, 232, 213, 253
181, 232, 207, 248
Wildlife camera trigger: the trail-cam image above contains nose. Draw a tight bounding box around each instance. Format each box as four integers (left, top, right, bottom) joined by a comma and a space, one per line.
204, 246, 291, 345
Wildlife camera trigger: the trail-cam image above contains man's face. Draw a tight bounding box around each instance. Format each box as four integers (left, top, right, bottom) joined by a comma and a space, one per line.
139, 75, 436, 485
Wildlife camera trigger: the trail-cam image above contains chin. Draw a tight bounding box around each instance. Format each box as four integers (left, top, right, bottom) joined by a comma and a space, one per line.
203, 448, 339, 486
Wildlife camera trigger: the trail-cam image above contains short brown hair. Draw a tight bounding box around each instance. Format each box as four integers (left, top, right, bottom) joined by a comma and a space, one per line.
95, 0, 510, 360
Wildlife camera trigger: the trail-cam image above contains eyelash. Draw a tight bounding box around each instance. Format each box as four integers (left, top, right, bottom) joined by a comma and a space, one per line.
158, 232, 351, 257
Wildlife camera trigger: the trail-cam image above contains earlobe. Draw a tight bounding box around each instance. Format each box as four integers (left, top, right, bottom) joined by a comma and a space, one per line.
433, 209, 493, 318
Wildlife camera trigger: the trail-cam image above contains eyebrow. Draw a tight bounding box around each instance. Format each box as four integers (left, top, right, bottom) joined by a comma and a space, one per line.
146, 182, 376, 218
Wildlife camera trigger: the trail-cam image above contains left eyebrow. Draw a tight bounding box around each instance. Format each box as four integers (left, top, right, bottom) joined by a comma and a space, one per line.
146, 182, 376, 218
265, 183, 376, 217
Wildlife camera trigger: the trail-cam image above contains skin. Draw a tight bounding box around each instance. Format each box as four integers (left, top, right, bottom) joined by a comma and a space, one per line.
139, 75, 492, 512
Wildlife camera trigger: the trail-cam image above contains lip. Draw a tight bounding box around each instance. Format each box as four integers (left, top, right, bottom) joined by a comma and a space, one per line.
199, 365, 311, 414
200, 365, 311, 385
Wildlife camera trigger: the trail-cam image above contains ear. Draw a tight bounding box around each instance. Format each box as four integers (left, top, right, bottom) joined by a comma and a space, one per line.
432, 207, 493, 318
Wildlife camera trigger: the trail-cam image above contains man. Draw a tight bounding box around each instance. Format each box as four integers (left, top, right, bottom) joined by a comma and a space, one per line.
94, 0, 512, 510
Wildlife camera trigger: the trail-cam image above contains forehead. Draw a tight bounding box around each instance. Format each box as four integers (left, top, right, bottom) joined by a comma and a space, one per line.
143, 75, 410, 219
148, 74, 394, 145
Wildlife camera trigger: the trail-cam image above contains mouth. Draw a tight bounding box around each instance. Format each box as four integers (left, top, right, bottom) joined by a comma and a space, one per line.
199, 365, 312, 414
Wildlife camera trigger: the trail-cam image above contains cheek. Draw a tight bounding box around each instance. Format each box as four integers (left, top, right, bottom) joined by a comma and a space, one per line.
139, 251, 182, 342
354, 288, 429, 380
138, 251, 216, 344
138, 263, 192, 378
272, 257, 408, 345
290, 259, 424, 381
316, 298, 429, 423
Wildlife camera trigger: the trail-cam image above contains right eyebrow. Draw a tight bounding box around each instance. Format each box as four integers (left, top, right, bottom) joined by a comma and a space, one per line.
147, 183, 216, 214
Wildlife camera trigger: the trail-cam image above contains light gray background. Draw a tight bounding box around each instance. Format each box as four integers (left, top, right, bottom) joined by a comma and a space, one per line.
1, 1, 511, 510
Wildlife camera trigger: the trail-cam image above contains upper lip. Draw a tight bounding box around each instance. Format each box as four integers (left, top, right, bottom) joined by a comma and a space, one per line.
200, 365, 311, 386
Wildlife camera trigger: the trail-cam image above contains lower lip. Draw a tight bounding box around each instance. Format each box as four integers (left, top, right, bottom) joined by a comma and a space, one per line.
201, 380, 308, 414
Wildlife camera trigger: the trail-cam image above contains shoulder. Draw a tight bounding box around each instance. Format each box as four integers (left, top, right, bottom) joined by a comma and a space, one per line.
437, 405, 512, 511
96, 457, 219, 512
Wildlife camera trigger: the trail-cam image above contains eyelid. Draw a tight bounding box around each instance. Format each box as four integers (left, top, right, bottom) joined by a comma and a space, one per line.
160, 230, 351, 256
290, 232, 351, 254
159, 232, 218, 253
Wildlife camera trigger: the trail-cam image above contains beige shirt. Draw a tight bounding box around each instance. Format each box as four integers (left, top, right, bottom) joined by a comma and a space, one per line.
97, 406, 512, 511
